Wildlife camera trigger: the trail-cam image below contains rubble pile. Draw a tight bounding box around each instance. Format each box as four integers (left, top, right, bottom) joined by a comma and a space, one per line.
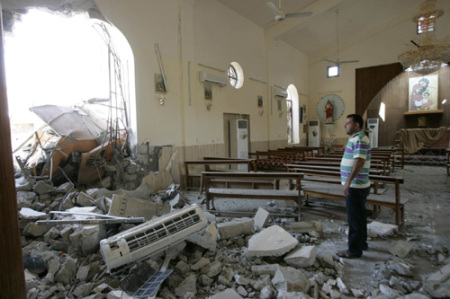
15, 176, 450, 299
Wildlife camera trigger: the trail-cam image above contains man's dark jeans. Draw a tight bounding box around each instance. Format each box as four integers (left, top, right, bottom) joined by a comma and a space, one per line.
346, 186, 371, 256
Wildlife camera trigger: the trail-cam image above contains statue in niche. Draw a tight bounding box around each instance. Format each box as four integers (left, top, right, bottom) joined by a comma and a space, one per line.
325, 100, 333, 123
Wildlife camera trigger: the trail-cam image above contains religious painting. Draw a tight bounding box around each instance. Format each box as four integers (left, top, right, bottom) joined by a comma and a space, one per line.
408, 74, 438, 112
257, 95, 263, 108
155, 73, 166, 93
204, 84, 212, 100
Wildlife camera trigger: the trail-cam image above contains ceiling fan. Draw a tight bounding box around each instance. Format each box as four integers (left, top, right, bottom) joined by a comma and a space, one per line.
266, 0, 313, 22
324, 9, 359, 66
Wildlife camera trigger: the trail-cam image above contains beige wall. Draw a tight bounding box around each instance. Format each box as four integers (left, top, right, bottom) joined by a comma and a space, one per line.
95, 0, 450, 188
307, 1, 450, 147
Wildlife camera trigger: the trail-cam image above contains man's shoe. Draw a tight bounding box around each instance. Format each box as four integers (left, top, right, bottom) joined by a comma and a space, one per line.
336, 250, 362, 259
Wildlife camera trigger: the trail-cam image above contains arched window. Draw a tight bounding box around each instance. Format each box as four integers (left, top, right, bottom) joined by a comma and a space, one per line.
286, 84, 300, 144
228, 62, 244, 89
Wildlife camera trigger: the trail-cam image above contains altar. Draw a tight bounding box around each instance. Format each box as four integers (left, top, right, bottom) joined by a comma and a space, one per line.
396, 127, 449, 166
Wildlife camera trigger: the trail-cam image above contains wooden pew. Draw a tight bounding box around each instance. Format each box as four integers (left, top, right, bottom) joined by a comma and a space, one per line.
286, 166, 407, 226
304, 156, 391, 175
202, 171, 304, 220
249, 150, 304, 170
184, 159, 256, 190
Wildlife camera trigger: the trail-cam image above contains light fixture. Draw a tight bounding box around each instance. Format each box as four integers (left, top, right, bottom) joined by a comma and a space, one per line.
398, 0, 450, 75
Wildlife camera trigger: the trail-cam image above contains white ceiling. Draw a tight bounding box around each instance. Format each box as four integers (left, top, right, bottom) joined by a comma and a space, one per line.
2, 0, 443, 61
216, 0, 426, 58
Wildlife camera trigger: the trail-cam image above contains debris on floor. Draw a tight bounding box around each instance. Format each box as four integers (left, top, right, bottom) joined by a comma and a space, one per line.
14, 161, 450, 298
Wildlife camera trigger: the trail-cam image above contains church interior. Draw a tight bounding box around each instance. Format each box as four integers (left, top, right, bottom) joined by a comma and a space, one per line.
0, 0, 449, 298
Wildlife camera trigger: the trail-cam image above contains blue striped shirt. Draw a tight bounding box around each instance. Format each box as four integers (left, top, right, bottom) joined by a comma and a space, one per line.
340, 130, 371, 188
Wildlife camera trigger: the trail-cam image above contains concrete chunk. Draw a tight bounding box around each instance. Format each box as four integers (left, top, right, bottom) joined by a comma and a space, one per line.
284, 245, 317, 268
210, 288, 243, 299
19, 207, 46, 220
174, 274, 197, 297
367, 221, 398, 237
187, 222, 218, 251
251, 264, 281, 276
33, 180, 54, 195
109, 194, 171, 220
218, 218, 254, 239
254, 207, 270, 230
248, 225, 298, 257
389, 240, 414, 258
272, 266, 310, 293
17, 191, 37, 209
423, 262, 450, 298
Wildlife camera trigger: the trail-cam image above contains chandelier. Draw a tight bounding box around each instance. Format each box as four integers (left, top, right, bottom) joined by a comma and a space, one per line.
398, 0, 450, 75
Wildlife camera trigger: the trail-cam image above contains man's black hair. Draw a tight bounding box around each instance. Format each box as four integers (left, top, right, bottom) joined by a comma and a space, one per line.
346, 114, 364, 129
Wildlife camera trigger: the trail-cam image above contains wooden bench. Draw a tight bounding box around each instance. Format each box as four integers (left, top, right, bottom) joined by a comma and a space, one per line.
249, 150, 304, 170
304, 156, 390, 174
184, 159, 256, 190
288, 169, 407, 226
284, 165, 385, 194
202, 171, 304, 220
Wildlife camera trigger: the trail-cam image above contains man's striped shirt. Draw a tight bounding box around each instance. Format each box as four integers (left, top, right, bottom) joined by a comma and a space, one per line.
340, 130, 371, 188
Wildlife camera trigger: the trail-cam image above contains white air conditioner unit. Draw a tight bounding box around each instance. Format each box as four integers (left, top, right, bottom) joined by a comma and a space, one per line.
199, 71, 228, 87
308, 120, 321, 147
229, 119, 249, 170
367, 118, 379, 148
100, 204, 207, 273
274, 88, 288, 98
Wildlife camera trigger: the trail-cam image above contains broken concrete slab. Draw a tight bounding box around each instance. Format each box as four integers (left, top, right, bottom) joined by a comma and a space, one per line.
367, 221, 398, 237
191, 257, 211, 271
217, 218, 254, 239
423, 262, 450, 298
108, 194, 170, 220
33, 180, 54, 195
17, 191, 37, 209
76, 192, 96, 206
174, 273, 197, 297
251, 264, 281, 276
387, 260, 414, 276
19, 207, 46, 220
254, 207, 270, 230
187, 222, 218, 251
284, 245, 317, 268
389, 240, 414, 258
54, 256, 77, 285
24, 222, 52, 237
248, 225, 298, 257
80, 224, 106, 255
288, 221, 323, 237
271, 266, 310, 293
16, 176, 35, 191
210, 288, 243, 299
200, 260, 223, 278
379, 283, 402, 298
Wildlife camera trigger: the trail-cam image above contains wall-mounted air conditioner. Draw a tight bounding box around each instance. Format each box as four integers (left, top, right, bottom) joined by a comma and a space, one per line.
199, 71, 228, 87
367, 118, 379, 148
308, 120, 321, 147
274, 88, 288, 98
100, 204, 207, 273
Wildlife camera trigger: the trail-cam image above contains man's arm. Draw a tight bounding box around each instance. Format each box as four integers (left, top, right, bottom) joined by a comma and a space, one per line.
343, 157, 365, 196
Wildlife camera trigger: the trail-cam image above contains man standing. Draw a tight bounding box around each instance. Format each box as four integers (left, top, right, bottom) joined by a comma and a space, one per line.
337, 114, 371, 259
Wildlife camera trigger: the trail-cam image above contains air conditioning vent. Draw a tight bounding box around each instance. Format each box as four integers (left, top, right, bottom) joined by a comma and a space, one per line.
100, 205, 207, 273
199, 71, 228, 87
274, 88, 288, 98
